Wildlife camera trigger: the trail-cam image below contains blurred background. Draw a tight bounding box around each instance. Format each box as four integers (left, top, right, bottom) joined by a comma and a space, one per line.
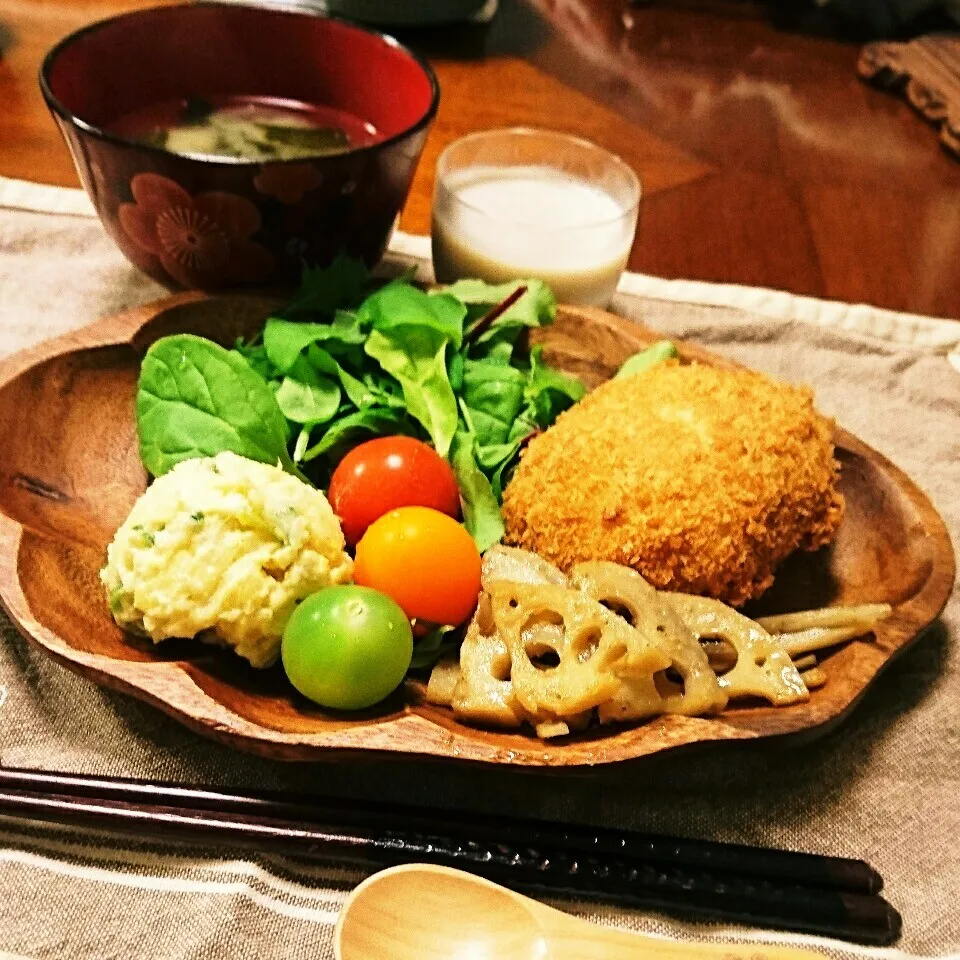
2, 0, 959, 315
257, 0, 960, 35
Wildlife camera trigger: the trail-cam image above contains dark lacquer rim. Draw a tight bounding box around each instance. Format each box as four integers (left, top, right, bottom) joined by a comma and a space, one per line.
38, 1, 440, 168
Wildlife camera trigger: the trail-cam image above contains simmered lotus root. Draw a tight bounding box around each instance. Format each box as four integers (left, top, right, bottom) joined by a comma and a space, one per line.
445, 578, 674, 732
481, 545, 569, 588
425, 657, 461, 706
570, 562, 727, 716
431, 546, 817, 738
485, 582, 671, 719
663, 592, 808, 705
452, 629, 526, 728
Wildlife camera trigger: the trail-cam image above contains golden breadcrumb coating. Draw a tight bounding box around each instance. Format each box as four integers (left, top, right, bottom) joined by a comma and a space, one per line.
501, 361, 844, 607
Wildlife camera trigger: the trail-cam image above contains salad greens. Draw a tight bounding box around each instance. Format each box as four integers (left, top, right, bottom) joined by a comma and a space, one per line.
137, 335, 304, 480
136, 257, 585, 551
617, 340, 679, 379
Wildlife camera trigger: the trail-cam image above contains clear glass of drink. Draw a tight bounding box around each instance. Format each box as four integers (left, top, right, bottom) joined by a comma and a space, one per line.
431, 128, 641, 307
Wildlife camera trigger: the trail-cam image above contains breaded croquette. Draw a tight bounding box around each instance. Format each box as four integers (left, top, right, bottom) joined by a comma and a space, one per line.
501, 361, 844, 607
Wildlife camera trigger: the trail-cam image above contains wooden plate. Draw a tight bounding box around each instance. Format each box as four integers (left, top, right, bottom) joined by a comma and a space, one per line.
0, 294, 952, 766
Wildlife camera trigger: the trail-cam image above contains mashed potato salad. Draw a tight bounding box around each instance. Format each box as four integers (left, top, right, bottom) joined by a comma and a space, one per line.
101, 452, 353, 668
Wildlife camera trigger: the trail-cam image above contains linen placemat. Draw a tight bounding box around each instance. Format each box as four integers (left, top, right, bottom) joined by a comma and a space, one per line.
1, 176, 958, 960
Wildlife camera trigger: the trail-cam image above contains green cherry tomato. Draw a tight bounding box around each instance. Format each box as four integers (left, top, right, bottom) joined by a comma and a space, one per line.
281, 586, 413, 710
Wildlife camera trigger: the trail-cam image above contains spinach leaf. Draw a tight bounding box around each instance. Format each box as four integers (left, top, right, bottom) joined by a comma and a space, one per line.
462, 360, 526, 446
361, 282, 466, 350
524, 345, 586, 426
263, 313, 365, 373
231, 342, 273, 380
336, 364, 379, 409
490, 451, 522, 501
410, 625, 459, 670
448, 350, 465, 391
463, 408, 506, 450
469, 339, 515, 366
302, 345, 340, 377
301, 344, 391, 410
472, 411, 537, 500
137, 334, 300, 479
274, 376, 341, 425
617, 340, 679, 378
301, 408, 412, 462
450, 427, 505, 552
476, 436, 525, 471
280, 254, 369, 318
358, 371, 408, 410
365, 327, 459, 458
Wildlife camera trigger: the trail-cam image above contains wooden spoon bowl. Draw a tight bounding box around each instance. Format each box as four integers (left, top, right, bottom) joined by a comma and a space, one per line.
334, 864, 830, 960
0, 293, 951, 765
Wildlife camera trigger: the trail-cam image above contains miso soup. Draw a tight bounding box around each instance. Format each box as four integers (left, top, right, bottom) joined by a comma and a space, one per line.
110, 95, 379, 161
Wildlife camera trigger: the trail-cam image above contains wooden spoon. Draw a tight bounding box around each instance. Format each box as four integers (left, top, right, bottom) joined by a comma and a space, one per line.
334, 863, 826, 960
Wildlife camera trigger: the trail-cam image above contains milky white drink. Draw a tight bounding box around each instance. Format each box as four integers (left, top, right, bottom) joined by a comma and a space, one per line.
432, 165, 637, 307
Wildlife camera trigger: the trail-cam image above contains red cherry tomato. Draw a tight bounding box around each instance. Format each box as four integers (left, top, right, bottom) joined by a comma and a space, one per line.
328, 436, 460, 546
354, 507, 481, 626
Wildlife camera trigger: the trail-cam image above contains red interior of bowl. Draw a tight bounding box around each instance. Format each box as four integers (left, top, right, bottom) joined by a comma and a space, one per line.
43, 3, 436, 144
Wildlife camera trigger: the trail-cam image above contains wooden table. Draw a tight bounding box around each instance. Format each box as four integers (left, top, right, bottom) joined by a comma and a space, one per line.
2, 0, 959, 317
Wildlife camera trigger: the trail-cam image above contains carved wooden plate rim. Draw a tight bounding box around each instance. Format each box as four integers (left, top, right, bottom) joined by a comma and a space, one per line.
0, 292, 952, 767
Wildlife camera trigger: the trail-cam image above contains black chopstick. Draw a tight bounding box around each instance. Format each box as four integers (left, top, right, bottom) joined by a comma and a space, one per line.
0, 768, 901, 945
0, 768, 882, 892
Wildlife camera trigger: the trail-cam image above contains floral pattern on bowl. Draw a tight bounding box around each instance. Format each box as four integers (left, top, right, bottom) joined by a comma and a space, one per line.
119, 174, 274, 288
254, 164, 323, 205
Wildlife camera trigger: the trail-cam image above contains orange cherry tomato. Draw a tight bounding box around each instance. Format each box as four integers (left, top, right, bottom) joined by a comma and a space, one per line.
353, 506, 481, 627
328, 436, 460, 546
